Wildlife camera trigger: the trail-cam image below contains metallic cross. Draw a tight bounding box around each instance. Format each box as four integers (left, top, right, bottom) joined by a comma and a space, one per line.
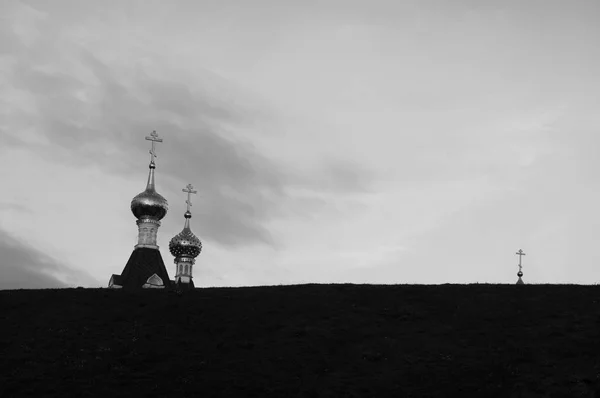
182, 183, 198, 213
145, 130, 163, 165
516, 249, 526, 271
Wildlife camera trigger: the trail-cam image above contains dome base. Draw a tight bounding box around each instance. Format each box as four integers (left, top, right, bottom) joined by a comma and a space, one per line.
109, 247, 173, 289
135, 243, 159, 250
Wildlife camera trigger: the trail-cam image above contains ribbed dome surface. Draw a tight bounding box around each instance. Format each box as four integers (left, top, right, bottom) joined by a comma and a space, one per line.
169, 227, 202, 259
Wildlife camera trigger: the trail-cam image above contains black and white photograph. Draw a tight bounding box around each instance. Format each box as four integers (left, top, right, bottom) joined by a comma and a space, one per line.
1, 0, 600, 396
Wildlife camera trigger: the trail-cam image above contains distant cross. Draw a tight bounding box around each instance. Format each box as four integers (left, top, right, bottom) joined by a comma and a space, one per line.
145, 130, 163, 165
182, 183, 198, 212
516, 249, 526, 272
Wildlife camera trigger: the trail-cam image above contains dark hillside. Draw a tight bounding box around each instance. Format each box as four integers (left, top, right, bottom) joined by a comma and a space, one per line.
2, 284, 600, 397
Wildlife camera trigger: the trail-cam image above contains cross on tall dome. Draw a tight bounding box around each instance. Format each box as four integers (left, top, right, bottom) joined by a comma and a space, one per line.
145, 130, 163, 165
182, 183, 198, 213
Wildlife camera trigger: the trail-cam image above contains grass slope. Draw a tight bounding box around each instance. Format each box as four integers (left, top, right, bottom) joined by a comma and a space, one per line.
1, 284, 600, 397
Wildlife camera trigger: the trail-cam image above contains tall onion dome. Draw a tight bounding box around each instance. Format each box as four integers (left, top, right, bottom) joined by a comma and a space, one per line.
169, 184, 202, 289
108, 131, 173, 290
131, 166, 168, 221
131, 131, 168, 249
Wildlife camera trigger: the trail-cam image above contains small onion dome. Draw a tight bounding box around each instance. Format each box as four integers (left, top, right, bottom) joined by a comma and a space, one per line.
169, 212, 202, 259
130, 164, 168, 221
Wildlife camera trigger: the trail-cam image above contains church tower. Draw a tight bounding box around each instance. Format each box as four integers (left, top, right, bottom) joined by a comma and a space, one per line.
516, 249, 525, 285
109, 131, 172, 289
169, 184, 202, 290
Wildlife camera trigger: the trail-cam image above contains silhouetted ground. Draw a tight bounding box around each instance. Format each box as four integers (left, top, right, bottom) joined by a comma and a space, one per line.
1, 284, 600, 397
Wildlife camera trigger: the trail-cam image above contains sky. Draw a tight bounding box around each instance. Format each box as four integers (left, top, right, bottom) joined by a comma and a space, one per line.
1, 0, 600, 289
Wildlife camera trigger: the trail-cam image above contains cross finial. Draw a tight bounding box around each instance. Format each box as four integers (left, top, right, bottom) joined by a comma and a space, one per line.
145, 130, 163, 165
516, 249, 526, 270
182, 183, 198, 213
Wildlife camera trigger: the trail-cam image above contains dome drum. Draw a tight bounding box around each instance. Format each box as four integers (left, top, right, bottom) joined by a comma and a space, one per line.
136, 217, 161, 227
174, 256, 195, 265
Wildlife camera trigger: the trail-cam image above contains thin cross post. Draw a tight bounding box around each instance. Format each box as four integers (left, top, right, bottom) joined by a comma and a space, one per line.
145, 130, 163, 165
516, 249, 526, 271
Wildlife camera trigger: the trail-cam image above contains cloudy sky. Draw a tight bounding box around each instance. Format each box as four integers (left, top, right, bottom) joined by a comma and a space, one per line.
1, 0, 599, 289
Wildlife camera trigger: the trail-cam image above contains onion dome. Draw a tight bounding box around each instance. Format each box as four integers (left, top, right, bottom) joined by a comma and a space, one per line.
131, 163, 168, 221
169, 210, 202, 259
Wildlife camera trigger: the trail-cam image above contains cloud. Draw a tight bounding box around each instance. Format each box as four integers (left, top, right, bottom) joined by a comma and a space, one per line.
0, 228, 99, 290
0, 3, 375, 250
288, 158, 376, 194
